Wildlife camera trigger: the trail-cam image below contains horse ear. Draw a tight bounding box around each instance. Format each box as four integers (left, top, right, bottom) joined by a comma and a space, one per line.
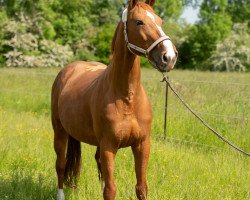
145, 0, 156, 6
129, 0, 139, 9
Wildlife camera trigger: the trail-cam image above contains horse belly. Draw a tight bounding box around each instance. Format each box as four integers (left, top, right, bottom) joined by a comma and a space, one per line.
57, 62, 106, 146
59, 100, 99, 145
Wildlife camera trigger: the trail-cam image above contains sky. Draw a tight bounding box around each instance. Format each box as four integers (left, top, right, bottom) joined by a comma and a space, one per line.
180, 6, 200, 24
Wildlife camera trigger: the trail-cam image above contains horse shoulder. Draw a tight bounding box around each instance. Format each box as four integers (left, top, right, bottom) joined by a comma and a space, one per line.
130, 86, 152, 139
135, 85, 152, 122
92, 85, 152, 146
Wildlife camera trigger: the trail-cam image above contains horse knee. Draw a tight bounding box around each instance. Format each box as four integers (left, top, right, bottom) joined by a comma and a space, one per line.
103, 183, 116, 200
135, 184, 147, 200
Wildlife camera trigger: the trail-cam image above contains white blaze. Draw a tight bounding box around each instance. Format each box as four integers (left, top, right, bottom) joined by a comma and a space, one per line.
146, 11, 176, 63
146, 11, 156, 22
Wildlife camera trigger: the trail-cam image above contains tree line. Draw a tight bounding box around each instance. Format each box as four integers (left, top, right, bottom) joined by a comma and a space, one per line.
0, 0, 249, 71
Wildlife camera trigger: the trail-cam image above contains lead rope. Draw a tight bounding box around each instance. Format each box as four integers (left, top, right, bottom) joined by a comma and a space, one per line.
160, 76, 169, 140
161, 74, 250, 157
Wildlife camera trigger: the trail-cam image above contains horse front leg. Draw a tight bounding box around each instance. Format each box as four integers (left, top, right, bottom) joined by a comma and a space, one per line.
132, 138, 150, 200
100, 140, 118, 200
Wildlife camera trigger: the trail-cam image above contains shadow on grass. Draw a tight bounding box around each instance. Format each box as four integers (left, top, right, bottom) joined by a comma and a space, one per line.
0, 172, 71, 200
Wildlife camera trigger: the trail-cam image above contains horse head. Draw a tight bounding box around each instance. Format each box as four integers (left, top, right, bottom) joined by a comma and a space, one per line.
122, 0, 178, 72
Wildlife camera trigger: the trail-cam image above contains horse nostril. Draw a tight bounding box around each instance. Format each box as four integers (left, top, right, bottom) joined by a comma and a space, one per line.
162, 53, 168, 63
175, 51, 178, 57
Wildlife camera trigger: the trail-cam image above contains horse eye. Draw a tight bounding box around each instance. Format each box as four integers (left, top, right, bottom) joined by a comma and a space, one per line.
136, 20, 144, 26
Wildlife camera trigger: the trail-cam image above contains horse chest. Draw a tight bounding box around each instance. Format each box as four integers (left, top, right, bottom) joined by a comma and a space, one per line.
114, 116, 144, 147
103, 106, 149, 147
98, 95, 152, 147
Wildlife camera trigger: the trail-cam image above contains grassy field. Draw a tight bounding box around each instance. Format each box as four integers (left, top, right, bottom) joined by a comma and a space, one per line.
0, 67, 250, 200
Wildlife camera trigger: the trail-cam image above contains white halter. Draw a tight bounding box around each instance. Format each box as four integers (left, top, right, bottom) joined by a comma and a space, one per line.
122, 8, 170, 57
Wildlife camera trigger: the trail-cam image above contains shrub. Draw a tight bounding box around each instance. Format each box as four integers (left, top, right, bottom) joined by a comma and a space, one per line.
4, 40, 73, 68
2, 14, 73, 68
208, 23, 250, 72
72, 49, 97, 62
39, 40, 73, 67
41, 21, 56, 40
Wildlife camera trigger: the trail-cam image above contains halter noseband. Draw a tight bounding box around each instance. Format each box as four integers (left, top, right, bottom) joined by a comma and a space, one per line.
122, 8, 170, 57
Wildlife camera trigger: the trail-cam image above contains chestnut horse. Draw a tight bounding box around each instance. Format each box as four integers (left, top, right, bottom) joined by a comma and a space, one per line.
51, 0, 177, 199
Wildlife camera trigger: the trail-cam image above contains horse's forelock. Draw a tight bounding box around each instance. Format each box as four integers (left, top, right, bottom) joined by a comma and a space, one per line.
138, 2, 155, 13
128, 2, 154, 13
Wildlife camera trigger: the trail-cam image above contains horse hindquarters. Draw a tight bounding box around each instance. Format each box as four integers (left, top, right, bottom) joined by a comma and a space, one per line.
51, 69, 81, 199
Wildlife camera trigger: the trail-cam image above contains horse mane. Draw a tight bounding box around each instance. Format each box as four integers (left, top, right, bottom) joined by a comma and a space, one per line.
111, 22, 121, 54
109, 22, 122, 62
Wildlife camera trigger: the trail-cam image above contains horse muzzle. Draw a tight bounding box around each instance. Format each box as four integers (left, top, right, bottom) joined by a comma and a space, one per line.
150, 49, 178, 73
161, 50, 178, 72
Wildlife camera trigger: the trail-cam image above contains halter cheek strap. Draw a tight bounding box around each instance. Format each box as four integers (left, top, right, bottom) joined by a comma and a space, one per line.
122, 8, 170, 57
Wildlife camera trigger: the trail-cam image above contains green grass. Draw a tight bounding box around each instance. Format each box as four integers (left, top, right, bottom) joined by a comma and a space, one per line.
0, 67, 250, 199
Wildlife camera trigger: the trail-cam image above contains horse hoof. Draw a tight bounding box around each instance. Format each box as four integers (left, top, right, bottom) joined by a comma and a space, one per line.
57, 189, 65, 200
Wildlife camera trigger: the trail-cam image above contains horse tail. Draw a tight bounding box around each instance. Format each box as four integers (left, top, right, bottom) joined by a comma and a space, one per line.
64, 135, 81, 187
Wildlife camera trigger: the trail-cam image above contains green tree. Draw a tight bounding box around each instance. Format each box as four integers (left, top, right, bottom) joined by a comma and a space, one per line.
155, 0, 183, 21
227, 0, 250, 24
40, 0, 92, 45
179, 0, 232, 69
91, 24, 116, 64
0, 0, 40, 17
0, 9, 8, 65
90, 0, 122, 26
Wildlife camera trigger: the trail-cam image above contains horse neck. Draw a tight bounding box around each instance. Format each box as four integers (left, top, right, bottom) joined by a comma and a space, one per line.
108, 23, 141, 100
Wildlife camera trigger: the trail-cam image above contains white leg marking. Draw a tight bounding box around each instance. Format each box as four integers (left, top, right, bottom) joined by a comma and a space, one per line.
57, 189, 65, 200
156, 25, 176, 60
101, 181, 105, 192
163, 40, 176, 58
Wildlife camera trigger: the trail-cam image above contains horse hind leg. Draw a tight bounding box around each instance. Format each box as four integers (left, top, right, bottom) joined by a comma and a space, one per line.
95, 147, 104, 190
53, 122, 68, 200
53, 122, 82, 200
